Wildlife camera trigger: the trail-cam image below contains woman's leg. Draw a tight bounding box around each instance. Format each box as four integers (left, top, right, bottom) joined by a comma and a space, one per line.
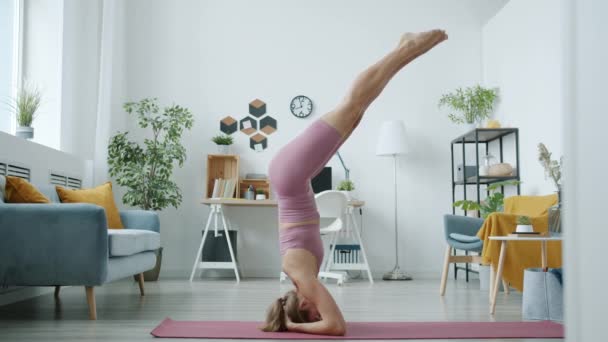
322, 30, 447, 141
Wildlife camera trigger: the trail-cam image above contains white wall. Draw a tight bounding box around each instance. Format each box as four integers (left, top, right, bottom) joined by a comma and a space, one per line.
22, 0, 63, 150
482, 0, 565, 196
121, 0, 506, 278
564, 0, 608, 340
0, 0, 15, 134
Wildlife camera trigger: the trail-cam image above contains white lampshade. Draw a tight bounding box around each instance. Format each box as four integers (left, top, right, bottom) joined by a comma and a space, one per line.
376, 120, 408, 156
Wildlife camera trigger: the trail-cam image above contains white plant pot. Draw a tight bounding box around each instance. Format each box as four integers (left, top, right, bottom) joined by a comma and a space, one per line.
516, 224, 534, 233
16, 126, 34, 140
217, 145, 231, 154
255, 194, 266, 200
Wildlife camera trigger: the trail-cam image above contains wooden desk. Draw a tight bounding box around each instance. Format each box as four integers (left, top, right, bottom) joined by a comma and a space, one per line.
488, 235, 563, 314
190, 198, 370, 283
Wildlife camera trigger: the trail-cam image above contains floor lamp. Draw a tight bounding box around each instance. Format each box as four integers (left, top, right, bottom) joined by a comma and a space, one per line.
376, 120, 412, 281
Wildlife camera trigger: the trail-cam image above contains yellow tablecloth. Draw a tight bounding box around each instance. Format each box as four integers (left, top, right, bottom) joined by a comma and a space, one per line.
476, 195, 561, 292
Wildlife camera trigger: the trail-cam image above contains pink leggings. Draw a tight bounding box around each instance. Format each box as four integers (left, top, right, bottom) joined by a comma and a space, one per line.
268, 119, 343, 268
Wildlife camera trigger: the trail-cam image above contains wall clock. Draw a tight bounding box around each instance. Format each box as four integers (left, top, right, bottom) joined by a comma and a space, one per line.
290, 95, 313, 118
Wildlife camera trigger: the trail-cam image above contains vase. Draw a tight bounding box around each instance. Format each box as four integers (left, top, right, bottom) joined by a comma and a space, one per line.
16, 126, 34, 140
548, 189, 562, 234
217, 145, 231, 154
516, 224, 534, 233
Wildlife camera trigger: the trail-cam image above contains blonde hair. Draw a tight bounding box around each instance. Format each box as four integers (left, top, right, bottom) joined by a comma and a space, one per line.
260, 290, 312, 332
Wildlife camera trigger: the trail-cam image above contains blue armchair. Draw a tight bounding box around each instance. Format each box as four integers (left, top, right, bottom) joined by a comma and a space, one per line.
439, 214, 484, 296
0, 184, 160, 319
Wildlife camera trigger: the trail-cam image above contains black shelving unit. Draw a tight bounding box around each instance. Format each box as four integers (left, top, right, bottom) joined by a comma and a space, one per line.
449, 128, 521, 281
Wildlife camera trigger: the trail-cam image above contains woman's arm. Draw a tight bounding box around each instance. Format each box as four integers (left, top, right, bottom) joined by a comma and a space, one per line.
288, 275, 346, 336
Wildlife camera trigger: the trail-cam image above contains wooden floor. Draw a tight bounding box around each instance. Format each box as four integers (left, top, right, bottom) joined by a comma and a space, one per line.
0, 277, 561, 341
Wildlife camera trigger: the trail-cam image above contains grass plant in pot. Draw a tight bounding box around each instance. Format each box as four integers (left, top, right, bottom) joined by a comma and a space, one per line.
108, 98, 194, 281
8, 82, 42, 140
336, 179, 355, 199
516, 215, 533, 233
438, 85, 498, 130
212, 134, 234, 154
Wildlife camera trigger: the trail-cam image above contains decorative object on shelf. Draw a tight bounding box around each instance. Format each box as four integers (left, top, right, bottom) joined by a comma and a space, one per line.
488, 162, 514, 177
486, 119, 501, 128
220, 116, 237, 135
205, 155, 240, 198
376, 120, 412, 281
453, 180, 522, 218
245, 173, 267, 179
516, 215, 534, 233
538, 143, 563, 234
438, 85, 499, 128
8, 81, 42, 140
479, 154, 496, 177
211, 134, 234, 154
255, 188, 266, 200
108, 98, 193, 281
108, 98, 194, 210
290, 95, 313, 118
244, 185, 255, 200
239, 178, 270, 200
336, 179, 355, 199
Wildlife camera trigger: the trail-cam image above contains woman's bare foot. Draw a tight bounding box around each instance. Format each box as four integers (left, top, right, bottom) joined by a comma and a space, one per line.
397, 30, 448, 63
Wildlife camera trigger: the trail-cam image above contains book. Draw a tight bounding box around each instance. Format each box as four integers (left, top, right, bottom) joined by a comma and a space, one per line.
211, 179, 220, 198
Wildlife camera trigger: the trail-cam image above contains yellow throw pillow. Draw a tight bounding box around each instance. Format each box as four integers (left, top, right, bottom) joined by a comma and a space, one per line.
56, 182, 124, 229
5, 176, 51, 203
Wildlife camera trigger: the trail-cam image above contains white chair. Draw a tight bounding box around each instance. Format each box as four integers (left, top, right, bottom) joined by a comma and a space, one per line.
280, 190, 349, 285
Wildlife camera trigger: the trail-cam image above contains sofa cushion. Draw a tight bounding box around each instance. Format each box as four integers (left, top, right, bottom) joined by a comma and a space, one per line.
108, 229, 160, 257
0, 175, 5, 203
449, 232, 482, 243
5, 176, 50, 203
35, 183, 61, 203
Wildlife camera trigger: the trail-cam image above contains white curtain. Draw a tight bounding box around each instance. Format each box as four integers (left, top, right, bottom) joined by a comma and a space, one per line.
92, 0, 116, 186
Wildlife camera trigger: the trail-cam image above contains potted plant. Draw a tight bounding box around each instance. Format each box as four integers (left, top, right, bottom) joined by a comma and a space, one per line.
538, 143, 563, 233
8, 82, 42, 140
336, 179, 355, 199
453, 180, 521, 218
255, 188, 266, 200
212, 134, 234, 154
108, 98, 194, 281
516, 215, 533, 233
438, 85, 499, 129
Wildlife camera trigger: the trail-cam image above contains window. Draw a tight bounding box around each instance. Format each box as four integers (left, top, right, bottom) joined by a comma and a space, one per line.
0, 0, 21, 134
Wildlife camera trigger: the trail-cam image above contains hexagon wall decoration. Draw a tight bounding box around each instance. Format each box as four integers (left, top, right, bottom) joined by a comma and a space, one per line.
220, 116, 237, 135
249, 99, 266, 118
240, 116, 258, 135
250, 133, 268, 152
260, 115, 277, 135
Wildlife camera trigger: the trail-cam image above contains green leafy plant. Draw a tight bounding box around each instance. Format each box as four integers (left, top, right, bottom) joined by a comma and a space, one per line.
108, 98, 194, 210
517, 215, 532, 225
7, 82, 42, 127
438, 85, 498, 124
537, 143, 562, 190
256, 189, 266, 195
211, 134, 234, 146
453, 180, 521, 218
336, 180, 355, 191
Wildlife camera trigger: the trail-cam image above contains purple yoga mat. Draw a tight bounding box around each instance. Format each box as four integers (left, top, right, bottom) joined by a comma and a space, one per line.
151, 318, 564, 339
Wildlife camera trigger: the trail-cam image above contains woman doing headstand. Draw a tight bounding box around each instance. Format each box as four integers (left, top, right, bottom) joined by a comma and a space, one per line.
262, 30, 448, 336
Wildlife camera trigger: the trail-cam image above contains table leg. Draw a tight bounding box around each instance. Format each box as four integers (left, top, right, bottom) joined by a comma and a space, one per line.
541, 240, 547, 269
190, 205, 215, 282
489, 264, 495, 301
350, 209, 374, 284
490, 241, 507, 314
219, 205, 240, 282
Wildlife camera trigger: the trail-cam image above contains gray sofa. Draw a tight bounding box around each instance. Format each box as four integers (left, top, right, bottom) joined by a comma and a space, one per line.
0, 180, 160, 319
